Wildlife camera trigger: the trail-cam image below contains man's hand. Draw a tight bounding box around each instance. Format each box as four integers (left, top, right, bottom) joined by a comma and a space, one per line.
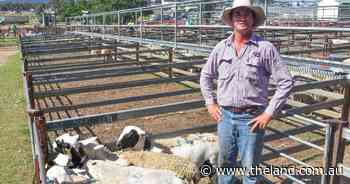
207, 104, 221, 122
249, 112, 272, 132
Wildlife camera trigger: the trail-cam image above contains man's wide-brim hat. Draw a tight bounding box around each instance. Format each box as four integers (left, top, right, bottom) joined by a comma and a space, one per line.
222, 0, 266, 27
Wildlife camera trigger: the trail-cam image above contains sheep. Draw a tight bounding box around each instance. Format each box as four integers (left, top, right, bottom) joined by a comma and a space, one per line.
343, 58, 350, 64
47, 165, 91, 184
331, 39, 349, 45
53, 133, 79, 151
81, 143, 118, 161
118, 126, 146, 150
106, 126, 152, 152
90, 49, 101, 55
46, 165, 73, 184
101, 43, 113, 63
187, 133, 217, 143
49, 145, 85, 169
149, 145, 166, 153
69, 136, 118, 161
51, 134, 85, 168
87, 159, 186, 184
53, 153, 70, 167
79, 136, 99, 146
119, 151, 201, 183
153, 134, 219, 182
51, 135, 117, 169
154, 137, 193, 148
101, 48, 112, 55
101, 48, 112, 62
170, 141, 219, 169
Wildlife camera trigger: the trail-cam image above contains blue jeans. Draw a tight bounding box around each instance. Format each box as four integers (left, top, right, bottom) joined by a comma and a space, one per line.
218, 107, 265, 184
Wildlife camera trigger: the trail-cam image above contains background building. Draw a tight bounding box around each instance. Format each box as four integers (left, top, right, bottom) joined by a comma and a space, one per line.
317, 0, 350, 21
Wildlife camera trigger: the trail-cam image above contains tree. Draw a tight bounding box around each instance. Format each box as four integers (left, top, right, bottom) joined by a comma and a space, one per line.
48, 0, 65, 20
0, 2, 47, 12
52, 0, 145, 20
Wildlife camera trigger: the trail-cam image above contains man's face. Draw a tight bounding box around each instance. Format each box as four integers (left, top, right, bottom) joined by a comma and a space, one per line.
231, 7, 254, 35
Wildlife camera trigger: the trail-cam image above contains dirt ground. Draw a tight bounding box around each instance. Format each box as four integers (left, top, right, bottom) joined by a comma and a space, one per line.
31, 52, 212, 142
37, 72, 212, 141
0, 46, 17, 66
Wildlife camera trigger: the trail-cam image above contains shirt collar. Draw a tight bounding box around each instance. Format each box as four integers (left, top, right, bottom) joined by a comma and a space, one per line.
225, 32, 259, 47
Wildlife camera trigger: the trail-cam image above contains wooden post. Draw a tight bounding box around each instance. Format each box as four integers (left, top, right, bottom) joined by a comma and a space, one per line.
328, 85, 350, 184
28, 109, 47, 184
324, 119, 347, 184
25, 72, 35, 109
33, 155, 40, 184
308, 33, 312, 48
328, 38, 333, 58
341, 85, 350, 122
286, 32, 291, 54
168, 48, 174, 78
29, 110, 40, 184
276, 40, 281, 52
34, 111, 48, 165
24, 58, 28, 72
88, 36, 91, 53
114, 39, 117, 62
324, 35, 329, 57
136, 43, 140, 64
291, 31, 295, 46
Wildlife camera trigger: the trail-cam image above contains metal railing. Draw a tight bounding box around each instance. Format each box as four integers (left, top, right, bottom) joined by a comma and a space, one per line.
66, 1, 350, 27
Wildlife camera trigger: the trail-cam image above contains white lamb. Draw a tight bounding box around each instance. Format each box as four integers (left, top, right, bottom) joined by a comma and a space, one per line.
87, 160, 185, 184
101, 48, 112, 55
52, 133, 79, 150
90, 49, 101, 55
46, 165, 73, 184
107, 125, 149, 151
170, 141, 219, 168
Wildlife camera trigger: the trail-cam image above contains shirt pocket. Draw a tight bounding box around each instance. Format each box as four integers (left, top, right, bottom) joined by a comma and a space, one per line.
246, 54, 270, 79
244, 56, 264, 87
217, 66, 237, 90
245, 56, 261, 75
244, 74, 263, 98
218, 59, 235, 80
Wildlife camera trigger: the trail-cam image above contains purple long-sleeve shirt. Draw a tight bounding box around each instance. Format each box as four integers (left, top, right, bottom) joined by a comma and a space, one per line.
200, 33, 294, 116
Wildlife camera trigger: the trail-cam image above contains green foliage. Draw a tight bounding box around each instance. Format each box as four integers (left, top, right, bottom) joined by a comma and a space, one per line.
0, 3, 47, 12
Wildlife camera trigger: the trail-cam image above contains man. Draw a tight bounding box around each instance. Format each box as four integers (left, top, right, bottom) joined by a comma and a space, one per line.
199, 0, 294, 184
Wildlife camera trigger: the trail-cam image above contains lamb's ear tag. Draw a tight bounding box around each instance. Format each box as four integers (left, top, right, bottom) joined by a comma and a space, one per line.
92, 161, 97, 165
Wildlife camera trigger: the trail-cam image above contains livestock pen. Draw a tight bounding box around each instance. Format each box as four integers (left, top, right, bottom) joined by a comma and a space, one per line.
20, 32, 350, 184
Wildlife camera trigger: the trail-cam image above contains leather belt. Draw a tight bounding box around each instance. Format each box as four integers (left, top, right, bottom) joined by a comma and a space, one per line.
222, 105, 262, 114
